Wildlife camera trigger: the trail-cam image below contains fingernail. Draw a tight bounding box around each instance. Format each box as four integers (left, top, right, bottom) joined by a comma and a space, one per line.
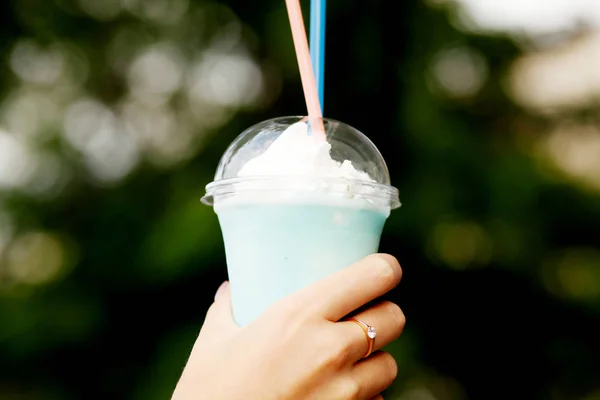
214, 281, 228, 301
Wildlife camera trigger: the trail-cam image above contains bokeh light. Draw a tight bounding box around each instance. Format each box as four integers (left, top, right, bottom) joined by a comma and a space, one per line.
10, 40, 65, 87
541, 248, 600, 303
429, 45, 488, 99
4, 231, 69, 287
186, 51, 264, 109
128, 43, 185, 100
536, 122, 600, 192
63, 98, 140, 184
428, 219, 493, 269
447, 0, 600, 38
509, 32, 600, 113
0, 129, 36, 190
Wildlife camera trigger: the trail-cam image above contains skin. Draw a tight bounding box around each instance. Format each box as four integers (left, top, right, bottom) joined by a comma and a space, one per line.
172, 254, 406, 400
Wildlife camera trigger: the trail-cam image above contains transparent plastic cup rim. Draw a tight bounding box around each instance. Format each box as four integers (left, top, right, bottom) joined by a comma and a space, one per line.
201, 176, 401, 209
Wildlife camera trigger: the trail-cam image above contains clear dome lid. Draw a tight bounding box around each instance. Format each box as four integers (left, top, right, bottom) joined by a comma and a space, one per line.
202, 116, 400, 209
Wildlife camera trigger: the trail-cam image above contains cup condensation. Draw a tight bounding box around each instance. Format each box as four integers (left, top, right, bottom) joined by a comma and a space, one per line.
202, 116, 400, 326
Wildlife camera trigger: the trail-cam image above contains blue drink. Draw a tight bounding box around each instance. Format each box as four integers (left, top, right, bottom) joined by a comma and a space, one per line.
202, 117, 401, 326
216, 202, 389, 326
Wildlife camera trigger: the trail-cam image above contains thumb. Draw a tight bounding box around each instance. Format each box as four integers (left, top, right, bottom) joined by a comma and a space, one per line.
203, 281, 239, 335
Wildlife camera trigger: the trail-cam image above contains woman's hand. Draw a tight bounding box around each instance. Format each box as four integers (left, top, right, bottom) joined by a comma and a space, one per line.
172, 254, 405, 400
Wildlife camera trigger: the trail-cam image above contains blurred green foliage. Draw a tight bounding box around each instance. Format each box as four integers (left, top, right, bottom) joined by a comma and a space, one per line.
0, 0, 599, 399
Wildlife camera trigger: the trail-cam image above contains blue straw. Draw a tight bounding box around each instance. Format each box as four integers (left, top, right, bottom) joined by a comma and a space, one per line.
309, 0, 326, 113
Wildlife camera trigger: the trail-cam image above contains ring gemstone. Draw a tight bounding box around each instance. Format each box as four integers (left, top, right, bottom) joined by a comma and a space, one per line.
367, 326, 376, 339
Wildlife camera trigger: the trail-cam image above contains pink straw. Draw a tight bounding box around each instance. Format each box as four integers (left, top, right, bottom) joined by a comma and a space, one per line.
285, 0, 326, 141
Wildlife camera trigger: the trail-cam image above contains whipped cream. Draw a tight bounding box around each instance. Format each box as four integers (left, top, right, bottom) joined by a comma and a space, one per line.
237, 121, 374, 182
212, 121, 392, 213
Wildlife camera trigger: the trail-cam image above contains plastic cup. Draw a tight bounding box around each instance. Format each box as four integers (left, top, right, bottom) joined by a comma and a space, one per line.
202, 116, 400, 326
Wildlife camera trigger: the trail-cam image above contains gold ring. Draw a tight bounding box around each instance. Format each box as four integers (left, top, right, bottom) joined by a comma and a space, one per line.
348, 318, 376, 358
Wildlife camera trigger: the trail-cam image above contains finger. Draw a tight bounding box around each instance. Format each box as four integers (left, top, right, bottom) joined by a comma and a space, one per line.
369, 395, 383, 400
202, 282, 240, 337
289, 254, 402, 321
351, 351, 398, 399
175, 282, 239, 388
338, 301, 405, 361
